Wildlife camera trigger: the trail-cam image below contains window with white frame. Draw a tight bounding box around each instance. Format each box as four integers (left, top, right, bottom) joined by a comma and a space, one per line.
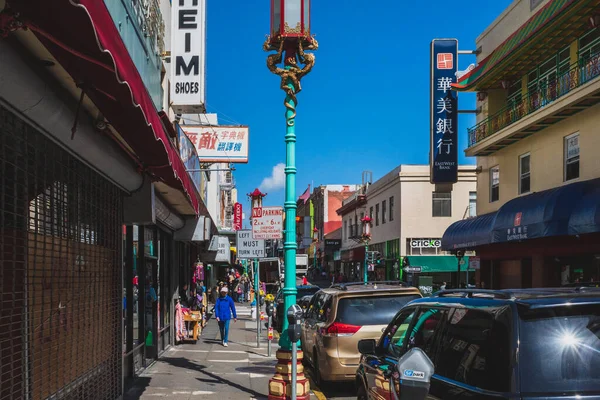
564, 133, 580, 181
490, 166, 500, 202
432, 192, 451, 217
519, 153, 531, 194
469, 191, 477, 217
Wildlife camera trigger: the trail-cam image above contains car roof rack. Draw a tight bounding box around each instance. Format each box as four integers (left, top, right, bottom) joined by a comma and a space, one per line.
432, 289, 514, 300
573, 286, 600, 293
329, 281, 409, 291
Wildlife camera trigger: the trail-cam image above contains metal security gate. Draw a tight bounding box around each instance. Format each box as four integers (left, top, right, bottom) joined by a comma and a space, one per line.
0, 104, 123, 400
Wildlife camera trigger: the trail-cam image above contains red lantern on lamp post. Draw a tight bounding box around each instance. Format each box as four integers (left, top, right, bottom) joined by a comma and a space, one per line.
248, 188, 267, 212
361, 215, 372, 240
269, 0, 312, 48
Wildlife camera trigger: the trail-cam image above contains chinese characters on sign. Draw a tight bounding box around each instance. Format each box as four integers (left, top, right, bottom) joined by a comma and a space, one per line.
251, 207, 283, 239
182, 126, 249, 163
430, 39, 459, 184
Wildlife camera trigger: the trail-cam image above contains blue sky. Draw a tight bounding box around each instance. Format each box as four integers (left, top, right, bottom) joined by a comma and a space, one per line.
205, 0, 513, 210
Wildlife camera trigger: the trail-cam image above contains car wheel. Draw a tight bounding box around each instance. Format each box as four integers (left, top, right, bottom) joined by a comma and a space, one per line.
356, 383, 368, 400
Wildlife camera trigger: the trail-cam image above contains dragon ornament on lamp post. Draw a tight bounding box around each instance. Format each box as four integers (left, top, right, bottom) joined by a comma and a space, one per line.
264, 1, 317, 399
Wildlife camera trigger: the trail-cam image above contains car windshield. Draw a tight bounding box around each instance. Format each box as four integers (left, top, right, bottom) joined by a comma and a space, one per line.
518, 304, 600, 394
297, 287, 320, 298
335, 294, 420, 326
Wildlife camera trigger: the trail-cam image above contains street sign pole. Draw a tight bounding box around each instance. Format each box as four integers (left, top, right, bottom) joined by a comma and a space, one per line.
255, 258, 260, 348
363, 245, 369, 285
267, 315, 272, 357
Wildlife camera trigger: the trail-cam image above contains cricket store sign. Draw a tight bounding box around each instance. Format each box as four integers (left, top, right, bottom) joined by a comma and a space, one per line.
236, 230, 265, 259
410, 239, 442, 249
183, 126, 249, 163
430, 39, 458, 184
170, 0, 206, 114
251, 207, 283, 239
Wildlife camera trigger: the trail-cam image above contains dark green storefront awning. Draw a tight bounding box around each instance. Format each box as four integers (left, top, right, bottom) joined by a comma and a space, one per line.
406, 256, 473, 273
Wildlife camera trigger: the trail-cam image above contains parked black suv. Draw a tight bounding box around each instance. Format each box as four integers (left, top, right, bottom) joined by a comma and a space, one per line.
356, 288, 600, 399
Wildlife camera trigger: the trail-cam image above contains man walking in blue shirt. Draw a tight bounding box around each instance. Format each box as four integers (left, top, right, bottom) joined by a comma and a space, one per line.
214, 287, 237, 346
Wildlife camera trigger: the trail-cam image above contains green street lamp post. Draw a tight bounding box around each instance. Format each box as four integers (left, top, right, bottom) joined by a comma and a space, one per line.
312, 227, 318, 274
264, 0, 317, 398
361, 215, 372, 285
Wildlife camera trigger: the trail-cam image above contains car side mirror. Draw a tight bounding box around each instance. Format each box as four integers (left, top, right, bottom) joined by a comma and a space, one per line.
395, 348, 434, 400
358, 339, 377, 355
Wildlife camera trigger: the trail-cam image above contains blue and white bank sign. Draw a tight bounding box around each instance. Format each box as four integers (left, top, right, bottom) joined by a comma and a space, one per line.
430, 39, 459, 184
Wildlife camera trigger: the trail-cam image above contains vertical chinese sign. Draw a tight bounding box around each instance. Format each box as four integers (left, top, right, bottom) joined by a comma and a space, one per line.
233, 202, 243, 231
430, 39, 458, 184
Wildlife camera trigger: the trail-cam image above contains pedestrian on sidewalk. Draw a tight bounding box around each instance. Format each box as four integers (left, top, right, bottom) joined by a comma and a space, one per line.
302, 275, 308, 285
215, 287, 237, 346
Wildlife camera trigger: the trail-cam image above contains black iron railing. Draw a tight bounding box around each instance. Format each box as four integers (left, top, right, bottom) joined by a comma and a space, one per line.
468, 52, 600, 148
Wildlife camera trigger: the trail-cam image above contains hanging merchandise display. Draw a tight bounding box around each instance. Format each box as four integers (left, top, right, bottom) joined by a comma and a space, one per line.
192, 261, 204, 284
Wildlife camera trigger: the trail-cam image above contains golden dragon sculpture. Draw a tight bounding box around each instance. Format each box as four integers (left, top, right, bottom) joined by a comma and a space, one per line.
264, 36, 318, 123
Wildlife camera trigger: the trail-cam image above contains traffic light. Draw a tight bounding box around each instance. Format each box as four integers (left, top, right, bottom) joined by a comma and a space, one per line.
375, 252, 382, 265
266, 301, 274, 317
402, 257, 410, 268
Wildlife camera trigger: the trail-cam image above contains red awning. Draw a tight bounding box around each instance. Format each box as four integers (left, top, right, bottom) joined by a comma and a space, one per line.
10, 0, 200, 214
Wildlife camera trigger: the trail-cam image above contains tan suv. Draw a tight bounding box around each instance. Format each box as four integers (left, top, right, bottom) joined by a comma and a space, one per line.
301, 282, 421, 384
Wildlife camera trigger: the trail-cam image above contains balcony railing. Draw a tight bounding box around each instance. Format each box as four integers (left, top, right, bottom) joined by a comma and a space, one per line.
468, 52, 600, 148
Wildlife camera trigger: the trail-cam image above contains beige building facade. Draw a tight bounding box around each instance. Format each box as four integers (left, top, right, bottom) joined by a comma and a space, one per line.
338, 165, 476, 286
443, 0, 600, 289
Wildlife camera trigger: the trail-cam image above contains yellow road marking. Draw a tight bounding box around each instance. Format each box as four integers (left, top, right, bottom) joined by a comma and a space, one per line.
307, 372, 327, 400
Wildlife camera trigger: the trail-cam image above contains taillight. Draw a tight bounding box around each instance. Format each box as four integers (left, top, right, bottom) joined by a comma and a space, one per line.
323, 322, 361, 337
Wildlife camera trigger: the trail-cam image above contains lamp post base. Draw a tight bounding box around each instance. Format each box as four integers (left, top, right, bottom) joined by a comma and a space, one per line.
268, 350, 310, 400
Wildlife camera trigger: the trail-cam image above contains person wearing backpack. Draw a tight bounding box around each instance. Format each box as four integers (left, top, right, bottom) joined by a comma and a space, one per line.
214, 287, 237, 346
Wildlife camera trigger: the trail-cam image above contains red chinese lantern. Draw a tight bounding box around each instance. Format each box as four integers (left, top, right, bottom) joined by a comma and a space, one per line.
269, 0, 312, 46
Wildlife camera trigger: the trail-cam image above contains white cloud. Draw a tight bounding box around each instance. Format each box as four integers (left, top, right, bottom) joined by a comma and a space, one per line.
259, 163, 286, 191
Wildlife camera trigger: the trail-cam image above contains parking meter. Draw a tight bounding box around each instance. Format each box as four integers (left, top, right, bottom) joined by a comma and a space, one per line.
393, 348, 434, 400
287, 304, 304, 400
266, 301, 274, 317
287, 304, 303, 342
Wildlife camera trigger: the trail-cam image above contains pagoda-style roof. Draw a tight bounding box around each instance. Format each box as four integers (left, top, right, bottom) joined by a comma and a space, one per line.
454, 0, 600, 91
248, 188, 267, 198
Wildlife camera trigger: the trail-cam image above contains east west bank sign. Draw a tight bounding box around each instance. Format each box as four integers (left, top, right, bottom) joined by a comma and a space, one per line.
170, 0, 206, 114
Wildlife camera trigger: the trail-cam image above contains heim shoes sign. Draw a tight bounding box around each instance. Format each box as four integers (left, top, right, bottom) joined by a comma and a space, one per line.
430, 39, 458, 184
182, 126, 249, 163
236, 230, 265, 259
170, 0, 206, 114
252, 207, 283, 239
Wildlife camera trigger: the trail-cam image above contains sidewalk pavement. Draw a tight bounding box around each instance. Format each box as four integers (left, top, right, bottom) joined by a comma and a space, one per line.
124, 303, 310, 400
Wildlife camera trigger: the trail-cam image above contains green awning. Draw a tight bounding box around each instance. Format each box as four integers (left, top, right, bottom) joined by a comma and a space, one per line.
453, 0, 590, 91
406, 256, 473, 273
